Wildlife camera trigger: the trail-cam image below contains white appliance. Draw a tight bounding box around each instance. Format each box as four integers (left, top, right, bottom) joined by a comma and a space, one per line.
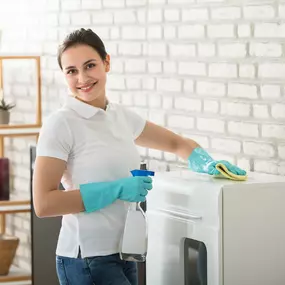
146, 170, 285, 285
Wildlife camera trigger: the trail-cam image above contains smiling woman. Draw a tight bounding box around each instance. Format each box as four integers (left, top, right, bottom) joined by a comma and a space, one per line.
32, 28, 246, 285
57, 29, 110, 110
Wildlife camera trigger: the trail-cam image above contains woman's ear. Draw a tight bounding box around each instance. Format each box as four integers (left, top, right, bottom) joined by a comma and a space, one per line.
105, 54, 110, 72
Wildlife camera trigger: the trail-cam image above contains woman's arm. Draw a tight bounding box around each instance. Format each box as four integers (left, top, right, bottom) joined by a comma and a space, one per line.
33, 156, 153, 218
135, 120, 247, 177
135, 121, 200, 160
33, 156, 84, 218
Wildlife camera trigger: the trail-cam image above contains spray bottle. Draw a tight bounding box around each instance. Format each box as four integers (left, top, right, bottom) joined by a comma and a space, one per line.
120, 165, 155, 262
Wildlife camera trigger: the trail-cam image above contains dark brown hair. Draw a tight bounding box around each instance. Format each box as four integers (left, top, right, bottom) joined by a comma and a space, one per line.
57, 28, 107, 69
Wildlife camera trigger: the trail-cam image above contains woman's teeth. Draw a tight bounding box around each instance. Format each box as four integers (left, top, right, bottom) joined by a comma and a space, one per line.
81, 86, 91, 90
79, 83, 96, 92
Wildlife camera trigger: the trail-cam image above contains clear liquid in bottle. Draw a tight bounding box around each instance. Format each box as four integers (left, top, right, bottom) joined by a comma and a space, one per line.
119, 166, 154, 262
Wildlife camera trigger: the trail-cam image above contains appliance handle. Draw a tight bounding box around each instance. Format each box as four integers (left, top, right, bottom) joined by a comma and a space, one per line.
156, 208, 203, 221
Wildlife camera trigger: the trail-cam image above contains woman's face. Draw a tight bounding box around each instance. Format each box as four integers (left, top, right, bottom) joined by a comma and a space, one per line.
61, 44, 110, 107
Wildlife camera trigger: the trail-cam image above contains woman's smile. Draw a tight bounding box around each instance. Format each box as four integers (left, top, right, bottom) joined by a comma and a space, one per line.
77, 82, 97, 93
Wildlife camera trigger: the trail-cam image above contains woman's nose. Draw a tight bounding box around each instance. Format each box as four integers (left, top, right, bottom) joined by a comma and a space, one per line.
77, 71, 89, 84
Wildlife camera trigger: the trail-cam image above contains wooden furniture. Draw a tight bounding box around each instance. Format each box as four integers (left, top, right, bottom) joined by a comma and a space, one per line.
0, 200, 31, 283
0, 265, 31, 283
0, 55, 42, 284
0, 279, 31, 285
0, 55, 42, 156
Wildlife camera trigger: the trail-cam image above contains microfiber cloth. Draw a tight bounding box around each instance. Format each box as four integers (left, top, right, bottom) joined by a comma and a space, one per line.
213, 162, 247, 181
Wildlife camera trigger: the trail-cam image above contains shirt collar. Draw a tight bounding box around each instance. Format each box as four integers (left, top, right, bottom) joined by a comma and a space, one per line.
64, 96, 110, 119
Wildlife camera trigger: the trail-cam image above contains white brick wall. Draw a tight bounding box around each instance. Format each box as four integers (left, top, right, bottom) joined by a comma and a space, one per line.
211, 138, 241, 154
1, 0, 285, 271
211, 7, 241, 20
209, 63, 237, 78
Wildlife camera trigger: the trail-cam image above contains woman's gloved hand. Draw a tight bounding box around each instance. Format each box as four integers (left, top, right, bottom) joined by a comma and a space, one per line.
118, 176, 153, 202
80, 176, 153, 213
188, 147, 246, 176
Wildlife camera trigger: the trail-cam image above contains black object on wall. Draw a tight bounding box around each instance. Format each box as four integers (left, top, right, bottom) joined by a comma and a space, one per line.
30, 146, 62, 285
0, 157, 10, 201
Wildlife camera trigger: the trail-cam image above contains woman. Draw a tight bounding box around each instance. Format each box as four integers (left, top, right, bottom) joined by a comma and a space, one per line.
33, 28, 246, 285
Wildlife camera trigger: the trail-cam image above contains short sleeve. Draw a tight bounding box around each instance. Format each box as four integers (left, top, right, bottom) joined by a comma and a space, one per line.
36, 112, 73, 161
121, 106, 146, 140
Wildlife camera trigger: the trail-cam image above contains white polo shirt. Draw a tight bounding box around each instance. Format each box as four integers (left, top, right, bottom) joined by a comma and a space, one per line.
36, 96, 146, 258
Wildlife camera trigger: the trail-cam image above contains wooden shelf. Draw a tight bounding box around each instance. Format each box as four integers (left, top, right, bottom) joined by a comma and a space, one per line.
0, 200, 30, 207
0, 126, 40, 137
0, 54, 40, 60
0, 55, 42, 133
0, 204, 31, 214
0, 200, 31, 235
0, 266, 31, 283
0, 200, 32, 284
0, 54, 42, 284
0, 280, 30, 285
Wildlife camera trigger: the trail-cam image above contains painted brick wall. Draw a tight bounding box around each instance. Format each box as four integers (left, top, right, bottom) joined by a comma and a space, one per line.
0, 0, 285, 271
143, 0, 285, 174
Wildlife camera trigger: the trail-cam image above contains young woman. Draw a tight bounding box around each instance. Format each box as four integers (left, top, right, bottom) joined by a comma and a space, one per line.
33, 28, 246, 285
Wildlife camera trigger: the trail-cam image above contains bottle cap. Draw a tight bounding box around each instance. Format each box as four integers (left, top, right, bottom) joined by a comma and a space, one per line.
131, 169, 155, 177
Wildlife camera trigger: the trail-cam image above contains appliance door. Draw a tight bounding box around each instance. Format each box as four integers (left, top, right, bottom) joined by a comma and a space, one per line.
183, 237, 207, 285
146, 208, 208, 285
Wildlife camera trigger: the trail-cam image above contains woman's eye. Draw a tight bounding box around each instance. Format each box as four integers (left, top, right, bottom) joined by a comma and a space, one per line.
86, 63, 96, 69
67, 69, 76, 75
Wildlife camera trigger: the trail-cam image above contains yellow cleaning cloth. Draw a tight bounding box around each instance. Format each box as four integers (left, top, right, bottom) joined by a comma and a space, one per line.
213, 162, 247, 181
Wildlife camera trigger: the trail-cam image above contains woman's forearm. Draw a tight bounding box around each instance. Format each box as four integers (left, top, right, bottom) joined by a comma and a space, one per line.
174, 137, 200, 160
35, 188, 85, 218
135, 121, 201, 160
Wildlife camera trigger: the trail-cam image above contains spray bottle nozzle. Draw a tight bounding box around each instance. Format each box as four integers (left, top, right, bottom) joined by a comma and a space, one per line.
130, 169, 155, 177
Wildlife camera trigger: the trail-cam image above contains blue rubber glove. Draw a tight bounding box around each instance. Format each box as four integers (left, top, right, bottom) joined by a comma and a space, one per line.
188, 147, 246, 176
80, 176, 153, 213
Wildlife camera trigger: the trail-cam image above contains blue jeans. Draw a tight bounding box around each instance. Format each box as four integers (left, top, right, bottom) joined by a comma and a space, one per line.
56, 253, 138, 285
